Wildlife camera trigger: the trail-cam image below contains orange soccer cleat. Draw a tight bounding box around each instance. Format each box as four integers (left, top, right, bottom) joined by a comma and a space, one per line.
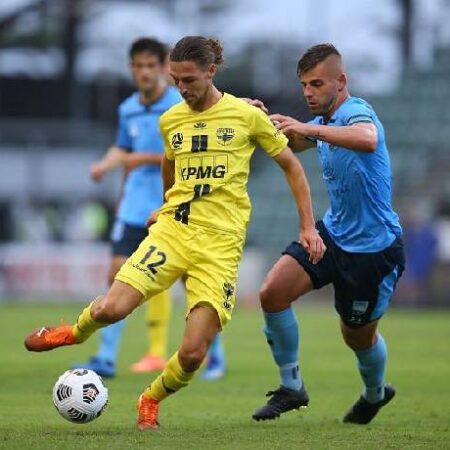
130, 354, 167, 373
136, 394, 160, 431
24, 325, 76, 352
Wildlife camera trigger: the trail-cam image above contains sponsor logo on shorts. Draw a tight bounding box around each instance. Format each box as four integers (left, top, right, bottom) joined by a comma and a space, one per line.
352, 301, 369, 315
130, 261, 156, 281
347, 300, 369, 324
223, 282, 234, 310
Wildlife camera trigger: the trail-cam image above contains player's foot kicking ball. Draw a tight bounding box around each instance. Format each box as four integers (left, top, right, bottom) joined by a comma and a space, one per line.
343, 385, 396, 425
130, 354, 167, 373
24, 326, 76, 352
252, 385, 309, 421
136, 394, 160, 431
71, 357, 116, 378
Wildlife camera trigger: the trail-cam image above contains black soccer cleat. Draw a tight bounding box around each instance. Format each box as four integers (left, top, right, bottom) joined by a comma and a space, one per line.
252, 385, 309, 421
343, 384, 396, 425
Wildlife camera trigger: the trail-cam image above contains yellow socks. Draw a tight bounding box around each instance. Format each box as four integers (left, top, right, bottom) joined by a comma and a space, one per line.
144, 352, 195, 401
146, 290, 171, 358
72, 300, 107, 343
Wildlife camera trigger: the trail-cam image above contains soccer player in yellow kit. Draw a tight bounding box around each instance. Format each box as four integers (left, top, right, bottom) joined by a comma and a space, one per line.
24, 36, 326, 431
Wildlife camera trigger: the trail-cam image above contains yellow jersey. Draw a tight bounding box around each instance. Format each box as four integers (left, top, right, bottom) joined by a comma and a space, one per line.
158, 93, 288, 234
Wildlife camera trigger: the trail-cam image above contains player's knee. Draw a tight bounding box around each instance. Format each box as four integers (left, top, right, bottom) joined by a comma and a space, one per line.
178, 345, 207, 372
259, 278, 279, 311
91, 295, 128, 323
342, 328, 376, 351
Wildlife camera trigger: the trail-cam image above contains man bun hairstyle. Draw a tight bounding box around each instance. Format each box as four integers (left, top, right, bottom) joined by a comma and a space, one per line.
129, 37, 168, 63
297, 43, 341, 74
170, 36, 224, 67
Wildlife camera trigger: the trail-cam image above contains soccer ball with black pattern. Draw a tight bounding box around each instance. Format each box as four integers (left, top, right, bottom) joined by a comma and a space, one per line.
52, 369, 108, 424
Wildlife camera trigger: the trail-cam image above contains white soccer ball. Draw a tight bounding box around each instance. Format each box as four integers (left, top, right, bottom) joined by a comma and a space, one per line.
52, 369, 108, 424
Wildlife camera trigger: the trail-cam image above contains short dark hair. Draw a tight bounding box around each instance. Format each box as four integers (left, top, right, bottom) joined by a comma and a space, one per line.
297, 43, 341, 74
129, 37, 168, 63
170, 36, 224, 67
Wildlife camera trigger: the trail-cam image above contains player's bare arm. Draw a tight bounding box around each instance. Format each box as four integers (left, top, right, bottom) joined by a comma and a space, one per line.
123, 152, 164, 171
270, 114, 316, 152
274, 118, 377, 153
274, 148, 326, 264
90, 146, 128, 182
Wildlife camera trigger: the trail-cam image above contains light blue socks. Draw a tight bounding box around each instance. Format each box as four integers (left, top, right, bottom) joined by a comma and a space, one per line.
96, 319, 126, 364
356, 334, 387, 403
264, 307, 302, 391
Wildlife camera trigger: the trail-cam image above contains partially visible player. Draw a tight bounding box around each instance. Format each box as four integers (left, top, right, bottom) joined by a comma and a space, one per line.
71, 37, 180, 377
252, 44, 405, 424
24, 36, 325, 431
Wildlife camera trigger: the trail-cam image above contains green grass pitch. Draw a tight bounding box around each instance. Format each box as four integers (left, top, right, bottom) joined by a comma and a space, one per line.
0, 301, 449, 449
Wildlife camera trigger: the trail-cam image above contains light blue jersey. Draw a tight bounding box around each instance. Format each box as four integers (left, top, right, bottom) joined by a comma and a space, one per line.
310, 97, 402, 252
116, 86, 182, 227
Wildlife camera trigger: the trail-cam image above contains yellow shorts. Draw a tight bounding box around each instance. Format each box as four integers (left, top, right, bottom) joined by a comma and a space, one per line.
115, 215, 245, 327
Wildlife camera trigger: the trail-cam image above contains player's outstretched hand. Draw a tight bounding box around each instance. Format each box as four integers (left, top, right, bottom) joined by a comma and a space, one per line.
146, 210, 158, 228
241, 98, 269, 114
90, 162, 106, 182
299, 226, 326, 264
270, 114, 311, 137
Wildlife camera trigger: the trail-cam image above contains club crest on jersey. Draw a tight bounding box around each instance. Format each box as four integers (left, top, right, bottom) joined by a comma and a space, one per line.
171, 132, 184, 151
194, 121, 207, 129
216, 128, 235, 146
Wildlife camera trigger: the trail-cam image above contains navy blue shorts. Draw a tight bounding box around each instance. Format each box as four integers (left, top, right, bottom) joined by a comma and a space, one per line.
283, 221, 405, 327
110, 220, 148, 257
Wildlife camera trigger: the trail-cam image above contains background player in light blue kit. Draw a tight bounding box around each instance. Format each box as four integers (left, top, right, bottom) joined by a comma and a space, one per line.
253, 44, 405, 424
72, 37, 226, 380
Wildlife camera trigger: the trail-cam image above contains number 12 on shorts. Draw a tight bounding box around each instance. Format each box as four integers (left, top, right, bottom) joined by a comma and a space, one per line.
139, 245, 167, 274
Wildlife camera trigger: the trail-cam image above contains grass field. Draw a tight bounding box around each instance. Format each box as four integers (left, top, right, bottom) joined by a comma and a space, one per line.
0, 302, 449, 449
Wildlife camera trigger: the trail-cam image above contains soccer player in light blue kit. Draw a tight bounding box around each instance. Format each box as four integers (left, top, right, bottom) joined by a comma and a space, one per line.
253, 44, 405, 424
72, 37, 226, 380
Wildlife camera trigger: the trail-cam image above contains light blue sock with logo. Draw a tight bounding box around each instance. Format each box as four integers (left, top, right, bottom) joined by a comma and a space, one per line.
355, 334, 387, 403
264, 307, 302, 391
96, 319, 126, 364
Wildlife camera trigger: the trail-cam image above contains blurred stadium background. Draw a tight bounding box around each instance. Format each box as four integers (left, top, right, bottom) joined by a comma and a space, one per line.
0, 0, 449, 308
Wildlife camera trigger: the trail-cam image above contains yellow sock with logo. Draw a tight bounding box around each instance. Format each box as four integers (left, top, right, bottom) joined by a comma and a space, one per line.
143, 352, 195, 401
146, 290, 172, 358
72, 301, 107, 343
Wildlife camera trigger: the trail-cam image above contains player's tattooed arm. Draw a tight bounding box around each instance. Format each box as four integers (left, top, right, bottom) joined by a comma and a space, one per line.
269, 114, 315, 152
306, 122, 377, 152
274, 148, 326, 264
272, 115, 378, 153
